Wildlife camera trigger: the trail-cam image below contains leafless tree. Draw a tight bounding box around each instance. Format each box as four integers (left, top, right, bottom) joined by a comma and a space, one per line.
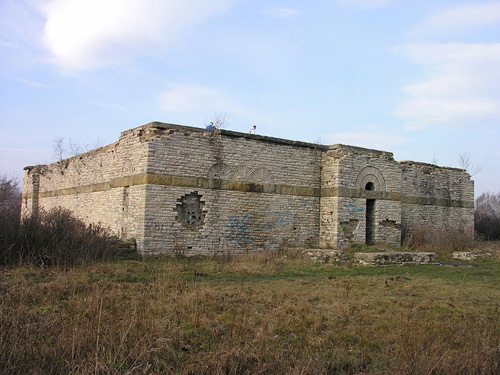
206, 112, 230, 130
54, 137, 102, 159
0, 174, 21, 256
53, 137, 68, 175
458, 151, 482, 176
475, 191, 500, 240
0, 174, 21, 217
52, 137, 103, 174
69, 137, 103, 156
205, 113, 230, 140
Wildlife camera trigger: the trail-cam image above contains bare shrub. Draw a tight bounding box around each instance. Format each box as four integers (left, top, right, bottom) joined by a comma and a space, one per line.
0, 175, 21, 215
458, 151, 482, 177
403, 224, 474, 256
0, 175, 21, 260
206, 112, 230, 130
1, 207, 117, 268
475, 191, 500, 240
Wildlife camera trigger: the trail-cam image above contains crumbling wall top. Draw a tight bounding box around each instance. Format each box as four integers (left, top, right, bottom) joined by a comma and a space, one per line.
327, 144, 395, 161
399, 160, 468, 174
122, 121, 328, 150
23, 141, 120, 176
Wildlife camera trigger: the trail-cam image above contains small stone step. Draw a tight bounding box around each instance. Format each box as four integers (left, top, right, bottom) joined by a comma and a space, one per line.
354, 252, 436, 266
302, 249, 345, 264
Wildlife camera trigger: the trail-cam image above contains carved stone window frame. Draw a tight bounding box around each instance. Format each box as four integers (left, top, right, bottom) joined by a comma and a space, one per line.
175, 192, 206, 230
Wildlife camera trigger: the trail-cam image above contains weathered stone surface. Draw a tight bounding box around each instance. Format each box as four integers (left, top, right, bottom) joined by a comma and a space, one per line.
354, 252, 437, 266
452, 251, 493, 260
303, 249, 345, 264
22, 122, 474, 255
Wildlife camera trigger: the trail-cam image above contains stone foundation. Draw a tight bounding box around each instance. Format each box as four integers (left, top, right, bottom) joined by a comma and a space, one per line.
354, 252, 437, 266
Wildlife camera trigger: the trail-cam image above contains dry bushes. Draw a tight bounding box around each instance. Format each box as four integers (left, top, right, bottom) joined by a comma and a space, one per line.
0, 207, 117, 268
475, 191, 500, 240
1, 173, 117, 268
403, 224, 474, 256
0, 175, 21, 260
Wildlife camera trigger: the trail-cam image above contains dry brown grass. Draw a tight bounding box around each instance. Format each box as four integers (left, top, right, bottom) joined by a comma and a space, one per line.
403, 225, 475, 257
1, 254, 499, 374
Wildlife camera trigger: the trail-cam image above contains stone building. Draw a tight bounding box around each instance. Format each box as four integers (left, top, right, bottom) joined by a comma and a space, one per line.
22, 122, 474, 255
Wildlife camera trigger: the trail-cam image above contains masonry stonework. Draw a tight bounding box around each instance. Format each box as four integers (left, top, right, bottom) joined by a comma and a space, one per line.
22, 122, 474, 255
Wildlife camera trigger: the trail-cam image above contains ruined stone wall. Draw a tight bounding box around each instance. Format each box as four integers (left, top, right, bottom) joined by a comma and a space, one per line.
320, 145, 403, 249
22, 122, 474, 255
141, 124, 323, 255
22, 127, 150, 246
318, 147, 474, 250
400, 162, 474, 239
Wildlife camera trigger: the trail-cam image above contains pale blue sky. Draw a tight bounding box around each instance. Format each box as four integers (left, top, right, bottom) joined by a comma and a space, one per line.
1, 0, 499, 195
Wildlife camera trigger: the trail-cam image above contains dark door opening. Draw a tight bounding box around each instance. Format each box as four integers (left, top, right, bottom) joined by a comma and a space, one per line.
366, 199, 375, 245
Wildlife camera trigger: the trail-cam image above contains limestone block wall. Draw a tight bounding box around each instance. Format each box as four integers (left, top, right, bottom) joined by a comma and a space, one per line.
143, 186, 319, 255
145, 124, 322, 186
22, 126, 150, 247
324, 145, 401, 191
141, 123, 323, 254
400, 161, 473, 203
319, 196, 338, 248
333, 198, 401, 249
21, 121, 475, 255
320, 145, 403, 249
400, 162, 474, 238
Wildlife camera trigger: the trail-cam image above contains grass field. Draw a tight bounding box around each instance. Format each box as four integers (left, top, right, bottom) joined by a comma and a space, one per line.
1, 250, 499, 374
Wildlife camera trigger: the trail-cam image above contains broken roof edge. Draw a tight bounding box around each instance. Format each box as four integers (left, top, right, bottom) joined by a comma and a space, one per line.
399, 160, 468, 173
327, 143, 394, 158
122, 121, 329, 150
23, 140, 120, 174
25, 121, 466, 175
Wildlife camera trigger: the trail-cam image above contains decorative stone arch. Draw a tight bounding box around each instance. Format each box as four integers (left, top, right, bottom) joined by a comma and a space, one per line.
355, 166, 386, 191
207, 162, 274, 183
207, 162, 235, 180
248, 167, 274, 183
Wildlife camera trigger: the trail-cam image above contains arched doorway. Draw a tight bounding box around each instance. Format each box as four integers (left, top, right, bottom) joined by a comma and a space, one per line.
365, 182, 375, 245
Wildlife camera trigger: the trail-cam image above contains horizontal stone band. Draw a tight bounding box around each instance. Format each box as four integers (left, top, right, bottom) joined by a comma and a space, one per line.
24, 173, 473, 209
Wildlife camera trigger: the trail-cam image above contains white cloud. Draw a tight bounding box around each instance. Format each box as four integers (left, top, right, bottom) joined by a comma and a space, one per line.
40, 0, 234, 71
335, 0, 396, 11
395, 43, 500, 130
413, 2, 500, 36
323, 132, 410, 150
18, 78, 48, 89
158, 83, 246, 117
264, 8, 300, 19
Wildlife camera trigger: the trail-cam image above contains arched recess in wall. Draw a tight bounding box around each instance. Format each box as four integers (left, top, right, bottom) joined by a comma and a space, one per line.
355, 166, 386, 246
207, 162, 235, 180
355, 166, 386, 191
207, 162, 274, 184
